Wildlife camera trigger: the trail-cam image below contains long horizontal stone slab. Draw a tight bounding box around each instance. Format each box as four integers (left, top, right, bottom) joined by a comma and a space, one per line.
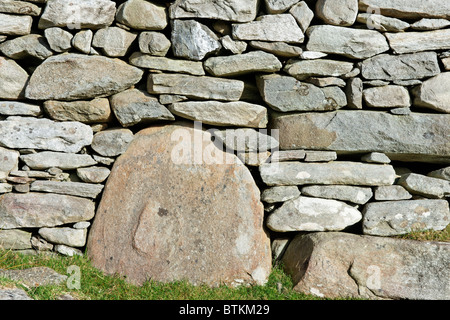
385, 29, 450, 54
270, 111, 450, 164
30, 181, 104, 199
0, 193, 95, 229
260, 161, 396, 186
20, 151, 97, 170
359, 0, 450, 20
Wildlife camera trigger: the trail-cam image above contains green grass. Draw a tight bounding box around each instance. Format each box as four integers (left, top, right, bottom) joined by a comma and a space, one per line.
395, 224, 450, 242
0, 249, 320, 301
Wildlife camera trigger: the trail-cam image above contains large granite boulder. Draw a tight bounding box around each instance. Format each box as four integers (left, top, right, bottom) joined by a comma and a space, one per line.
87, 122, 271, 287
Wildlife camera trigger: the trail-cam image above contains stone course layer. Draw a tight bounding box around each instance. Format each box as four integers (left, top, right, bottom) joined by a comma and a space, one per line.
0, 0, 449, 299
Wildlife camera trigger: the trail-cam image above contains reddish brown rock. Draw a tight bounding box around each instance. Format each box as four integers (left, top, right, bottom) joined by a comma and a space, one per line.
87, 122, 271, 286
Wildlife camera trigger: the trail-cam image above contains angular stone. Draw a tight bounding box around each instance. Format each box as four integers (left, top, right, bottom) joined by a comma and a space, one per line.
261, 186, 300, 204
213, 128, 279, 153
110, 88, 175, 127
129, 52, 205, 76
169, 101, 268, 128
428, 167, 450, 181
38, 0, 116, 29
361, 52, 441, 81
0, 267, 67, 287
356, 13, 410, 32
0, 101, 41, 117
0, 288, 32, 300
0, 1, 41, 16
363, 85, 411, 108
0, 184, 12, 194
301, 185, 373, 205
260, 161, 396, 187
289, 1, 314, 32
359, 0, 450, 20
412, 72, 450, 114
385, 29, 450, 54
91, 128, 134, 157
397, 173, 450, 199
76, 166, 110, 184
270, 111, 450, 164
20, 152, 97, 170
221, 35, 247, 55
0, 193, 95, 229
282, 232, 450, 300
304, 151, 337, 162
249, 41, 302, 58
0, 13, 32, 35
169, 0, 259, 23
284, 59, 354, 80
306, 77, 346, 88
411, 18, 450, 31
345, 77, 363, 109
147, 73, 244, 101
204, 51, 282, 77
267, 196, 362, 232
264, 0, 298, 14
306, 25, 389, 59
316, 0, 358, 26
257, 74, 346, 112
0, 57, 29, 99
44, 27, 73, 52
361, 152, 391, 164
138, 31, 171, 56
171, 19, 221, 61
0, 34, 53, 61
87, 123, 271, 286
72, 30, 93, 54
232, 14, 304, 44
30, 181, 104, 199
43, 98, 111, 124
363, 200, 450, 236
116, 0, 167, 30
0, 147, 19, 174
0, 229, 32, 250
270, 150, 306, 162
26, 54, 143, 101
92, 27, 137, 57
374, 185, 412, 201
0, 117, 93, 153
39, 227, 87, 247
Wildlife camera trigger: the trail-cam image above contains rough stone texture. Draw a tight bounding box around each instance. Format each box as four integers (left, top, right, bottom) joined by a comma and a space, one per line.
87, 123, 271, 286
20, 152, 97, 170
282, 232, 450, 300
171, 19, 221, 61
30, 181, 104, 199
284, 59, 354, 80
204, 51, 282, 77
0, 229, 32, 250
266, 196, 362, 232
0, 34, 53, 61
0, 147, 19, 174
169, 0, 259, 23
361, 52, 441, 81
361, 152, 391, 164
91, 128, 134, 157
397, 173, 450, 199
356, 13, 410, 32
363, 85, 411, 108
411, 18, 450, 31
38, 227, 87, 247
0, 57, 29, 99
25, 54, 143, 101
315, 0, 358, 26
72, 29, 93, 54
38, 0, 117, 29
289, 1, 314, 32
0, 1, 41, 16
358, 0, 450, 20
232, 14, 304, 44
44, 27, 73, 52
0, 117, 93, 153
168, 101, 268, 128
301, 185, 373, 205
43, 98, 112, 123
130, 52, 204, 76
270, 111, 450, 164
412, 72, 450, 113
257, 74, 347, 112
0, 288, 32, 300
345, 77, 363, 109
261, 186, 300, 204
260, 161, 396, 186
138, 31, 171, 56
374, 185, 412, 201
213, 128, 279, 152
306, 25, 389, 59
147, 73, 244, 101
77, 166, 110, 184
385, 29, 450, 54
0, 101, 41, 117
92, 27, 137, 57
264, 0, 298, 14
249, 41, 302, 58
110, 88, 174, 127
428, 167, 450, 181
0, 193, 95, 229
0, 13, 32, 36
0, 267, 67, 287
362, 200, 450, 236
116, 0, 167, 30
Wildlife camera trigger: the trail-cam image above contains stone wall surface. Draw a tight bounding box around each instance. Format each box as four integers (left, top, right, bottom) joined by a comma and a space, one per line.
0, 0, 449, 299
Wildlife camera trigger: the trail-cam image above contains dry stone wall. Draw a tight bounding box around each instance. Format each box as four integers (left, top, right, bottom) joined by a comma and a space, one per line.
0, 0, 449, 299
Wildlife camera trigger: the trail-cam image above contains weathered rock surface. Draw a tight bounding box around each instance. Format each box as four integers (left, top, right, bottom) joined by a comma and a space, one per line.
0, 34, 53, 61
204, 51, 282, 77
398, 173, 450, 199
0, 117, 93, 153
0, 57, 29, 99
38, 0, 117, 29
169, 0, 259, 23
72, 29, 93, 54
91, 128, 134, 157
116, 0, 167, 30
20, 152, 97, 170
362, 200, 450, 236
356, 13, 410, 32
385, 29, 450, 54
43, 98, 112, 123
301, 185, 373, 205
138, 31, 171, 56
147, 74, 244, 101
0, 288, 32, 300
428, 167, 450, 181
0, 147, 19, 174
306, 25, 389, 59
92, 27, 137, 57
0, 267, 67, 287
110, 88, 174, 127
261, 186, 300, 204
270, 111, 450, 164
316, 0, 358, 26
363, 85, 411, 108
361, 52, 441, 81
358, 0, 450, 20
411, 18, 450, 31
25, 54, 143, 101
267, 196, 362, 232
260, 161, 396, 186
249, 41, 302, 58
38, 227, 87, 247
30, 181, 104, 199
0, 229, 32, 250
0, 193, 95, 229
169, 101, 268, 128
257, 74, 346, 112
87, 123, 271, 286
282, 232, 450, 299
0, 1, 41, 16
264, 0, 298, 14
77, 166, 111, 184
130, 53, 204, 76
213, 128, 279, 152
374, 185, 412, 201
289, 1, 314, 32
44, 27, 73, 52
412, 72, 450, 113
0, 13, 32, 36
284, 59, 354, 80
